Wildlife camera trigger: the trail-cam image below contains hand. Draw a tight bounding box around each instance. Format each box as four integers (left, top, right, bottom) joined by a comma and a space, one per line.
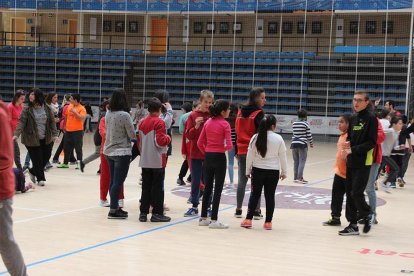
343, 141, 351, 150
400, 145, 406, 150
374, 98, 381, 106
52, 136, 59, 143
280, 175, 287, 180
163, 102, 172, 110
310, 144, 314, 148
409, 146, 413, 154
194, 117, 204, 129
12, 136, 18, 140
54, 118, 60, 123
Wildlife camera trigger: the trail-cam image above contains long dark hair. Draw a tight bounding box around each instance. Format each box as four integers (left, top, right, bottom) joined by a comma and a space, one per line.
247, 87, 265, 107
108, 88, 130, 112
226, 103, 238, 128
45, 92, 57, 105
256, 114, 277, 158
12, 90, 25, 105
28, 88, 44, 107
209, 99, 229, 117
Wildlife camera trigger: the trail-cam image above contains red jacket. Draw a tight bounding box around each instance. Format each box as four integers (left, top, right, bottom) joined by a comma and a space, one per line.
185, 110, 210, 160
374, 118, 385, 164
0, 102, 15, 200
235, 109, 263, 155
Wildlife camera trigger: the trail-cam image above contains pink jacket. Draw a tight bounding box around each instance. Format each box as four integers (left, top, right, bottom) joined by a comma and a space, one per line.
197, 116, 233, 154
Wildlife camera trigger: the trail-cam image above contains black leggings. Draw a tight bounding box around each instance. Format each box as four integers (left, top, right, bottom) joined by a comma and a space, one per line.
330, 174, 346, 218
201, 152, 226, 221
53, 132, 76, 162
246, 167, 279, 223
63, 131, 83, 164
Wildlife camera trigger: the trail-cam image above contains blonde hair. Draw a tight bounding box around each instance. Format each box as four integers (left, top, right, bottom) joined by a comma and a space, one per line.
199, 89, 214, 101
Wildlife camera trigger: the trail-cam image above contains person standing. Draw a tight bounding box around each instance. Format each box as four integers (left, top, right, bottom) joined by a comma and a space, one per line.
0, 99, 28, 276
291, 109, 314, 184
339, 91, 377, 236
57, 94, 86, 171
177, 102, 193, 186
13, 88, 58, 186
226, 103, 238, 186
7, 90, 25, 170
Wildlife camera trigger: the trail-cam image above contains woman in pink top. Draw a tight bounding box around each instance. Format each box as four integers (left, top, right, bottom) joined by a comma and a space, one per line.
7, 90, 25, 169
197, 100, 232, 229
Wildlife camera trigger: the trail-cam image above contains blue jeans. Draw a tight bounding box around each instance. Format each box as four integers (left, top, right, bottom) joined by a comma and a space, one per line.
106, 155, 131, 210
365, 163, 380, 216
24, 153, 30, 168
190, 159, 203, 208
292, 147, 308, 180
227, 148, 235, 184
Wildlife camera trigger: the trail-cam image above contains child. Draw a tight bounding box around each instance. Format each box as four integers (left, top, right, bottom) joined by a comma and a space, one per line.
197, 100, 233, 229
226, 103, 238, 186
14, 168, 34, 193
184, 90, 214, 217
137, 97, 172, 223
177, 102, 193, 186
241, 115, 287, 230
323, 114, 350, 226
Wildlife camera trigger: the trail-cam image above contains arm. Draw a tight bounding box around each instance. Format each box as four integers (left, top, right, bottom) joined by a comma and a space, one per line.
124, 114, 136, 139
185, 114, 201, 141
245, 135, 257, 177
179, 115, 185, 134
13, 108, 28, 138
71, 106, 87, 121
224, 122, 233, 151
155, 121, 172, 148
162, 103, 173, 129
99, 117, 106, 137
197, 125, 207, 155
376, 119, 385, 144
278, 138, 288, 178
306, 123, 314, 147
351, 116, 378, 155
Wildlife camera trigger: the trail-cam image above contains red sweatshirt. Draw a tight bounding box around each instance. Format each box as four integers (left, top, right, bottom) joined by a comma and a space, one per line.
185, 109, 210, 159
197, 116, 233, 154
7, 103, 23, 134
0, 102, 15, 200
374, 118, 385, 164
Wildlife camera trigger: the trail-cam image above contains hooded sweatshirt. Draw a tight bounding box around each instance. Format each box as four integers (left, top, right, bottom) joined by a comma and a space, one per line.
185, 109, 210, 159
235, 105, 264, 155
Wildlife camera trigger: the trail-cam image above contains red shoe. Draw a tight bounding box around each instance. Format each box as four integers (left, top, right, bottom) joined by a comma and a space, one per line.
241, 219, 252, 228
264, 222, 272, 230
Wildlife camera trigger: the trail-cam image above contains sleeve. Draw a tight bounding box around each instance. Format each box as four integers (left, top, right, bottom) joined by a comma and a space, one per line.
14, 108, 28, 138
306, 122, 314, 145
185, 113, 201, 141
197, 124, 207, 155
245, 135, 257, 176
99, 117, 106, 138
181, 132, 188, 155
278, 138, 288, 177
351, 116, 378, 155
155, 120, 171, 148
124, 114, 136, 139
376, 119, 385, 145
49, 107, 58, 137
224, 122, 233, 151
401, 123, 414, 136
162, 106, 174, 129
179, 115, 186, 135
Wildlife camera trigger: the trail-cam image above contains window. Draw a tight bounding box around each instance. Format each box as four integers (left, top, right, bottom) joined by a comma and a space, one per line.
282, 22, 293, 34
349, 21, 359, 34
366, 21, 376, 34
206, 22, 215, 34
219, 22, 229, 34
268, 22, 278, 34
233, 22, 242, 34
193, 22, 203, 34
312, 21, 322, 34
297, 22, 307, 34
382, 21, 394, 34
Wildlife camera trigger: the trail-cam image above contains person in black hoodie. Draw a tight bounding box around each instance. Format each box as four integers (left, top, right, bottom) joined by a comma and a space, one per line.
339, 91, 377, 236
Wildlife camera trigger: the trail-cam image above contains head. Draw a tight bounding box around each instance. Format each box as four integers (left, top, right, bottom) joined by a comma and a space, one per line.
62, 94, 71, 105
100, 100, 110, 111
256, 114, 277, 158
28, 88, 44, 107
384, 100, 396, 111
209, 100, 230, 118
380, 109, 391, 120
136, 100, 143, 109
45, 92, 58, 105
353, 90, 370, 113
248, 87, 266, 108
199, 90, 214, 112
181, 102, 192, 113
12, 90, 25, 106
192, 100, 200, 110
147, 97, 163, 116
154, 90, 170, 104
70, 94, 81, 105
108, 89, 130, 112
338, 114, 351, 133
390, 116, 403, 132
297, 109, 307, 120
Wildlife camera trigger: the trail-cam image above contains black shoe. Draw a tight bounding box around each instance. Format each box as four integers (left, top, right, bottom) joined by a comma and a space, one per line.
139, 213, 148, 222
253, 209, 263, 220
323, 217, 341, 226
176, 178, 186, 186
186, 176, 192, 183
363, 214, 373, 234
96, 169, 101, 175
357, 218, 365, 225
80, 161, 85, 173
234, 209, 242, 218
150, 214, 171, 222
338, 224, 359, 236
108, 208, 128, 219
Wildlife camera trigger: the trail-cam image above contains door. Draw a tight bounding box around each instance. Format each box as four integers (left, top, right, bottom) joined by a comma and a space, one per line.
151, 18, 168, 54
68, 19, 78, 48
336, 19, 344, 44
10, 18, 26, 46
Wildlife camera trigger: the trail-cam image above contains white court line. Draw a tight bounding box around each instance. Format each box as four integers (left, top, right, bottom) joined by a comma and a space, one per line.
14, 207, 59, 213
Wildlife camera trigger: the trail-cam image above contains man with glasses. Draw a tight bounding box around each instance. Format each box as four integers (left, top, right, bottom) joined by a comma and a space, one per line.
339, 91, 377, 236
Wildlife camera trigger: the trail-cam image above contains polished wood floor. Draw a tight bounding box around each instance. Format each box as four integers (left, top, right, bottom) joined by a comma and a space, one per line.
2, 133, 413, 276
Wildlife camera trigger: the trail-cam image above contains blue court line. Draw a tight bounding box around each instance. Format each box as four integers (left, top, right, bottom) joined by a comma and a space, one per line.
0, 205, 235, 274
304, 176, 334, 187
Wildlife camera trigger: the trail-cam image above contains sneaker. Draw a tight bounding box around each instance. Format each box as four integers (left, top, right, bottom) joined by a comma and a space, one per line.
390, 182, 397, 189
27, 170, 36, 183
100, 200, 110, 207
80, 161, 85, 173
298, 178, 309, 184
263, 222, 272, 230
400, 177, 406, 185
293, 179, 301, 183
323, 217, 341, 226
198, 218, 211, 226
363, 214, 373, 234
357, 218, 365, 225
240, 219, 252, 228
75, 161, 80, 170
150, 214, 171, 222
37, 180, 45, 187
118, 199, 124, 208
253, 209, 263, 220
108, 208, 128, 219
234, 209, 242, 218
44, 163, 53, 171
186, 176, 191, 183
57, 163, 69, 169
184, 207, 198, 217
381, 182, 392, 193
22, 183, 34, 193
209, 221, 229, 229
52, 159, 60, 164
139, 213, 147, 222
338, 224, 359, 236
176, 178, 186, 186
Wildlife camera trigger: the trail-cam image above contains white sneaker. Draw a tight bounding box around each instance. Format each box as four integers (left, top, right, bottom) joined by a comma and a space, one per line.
209, 220, 229, 229
118, 199, 124, 208
37, 181, 45, 186
100, 200, 110, 207
381, 182, 392, 193
27, 170, 36, 184
199, 218, 211, 226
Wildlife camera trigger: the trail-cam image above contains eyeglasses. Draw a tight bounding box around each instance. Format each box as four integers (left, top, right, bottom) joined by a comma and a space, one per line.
353, 98, 366, 103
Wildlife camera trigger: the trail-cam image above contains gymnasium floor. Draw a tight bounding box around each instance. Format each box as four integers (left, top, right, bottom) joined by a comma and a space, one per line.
2, 133, 413, 276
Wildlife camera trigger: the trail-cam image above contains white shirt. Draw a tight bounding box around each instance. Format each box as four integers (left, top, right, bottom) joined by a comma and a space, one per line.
246, 131, 288, 177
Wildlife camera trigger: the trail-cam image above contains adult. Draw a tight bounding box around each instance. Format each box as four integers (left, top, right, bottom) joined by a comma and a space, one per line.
234, 87, 266, 219
384, 100, 401, 117
340, 91, 377, 235
44, 92, 60, 170
7, 90, 25, 169
0, 99, 28, 276
14, 88, 58, 186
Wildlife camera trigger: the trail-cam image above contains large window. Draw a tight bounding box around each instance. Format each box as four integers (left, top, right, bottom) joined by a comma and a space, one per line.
382, 21, 394, 34
312, 21, 322, 34
366, 21, 377, 34
349, 21, 359, 34
297, 22, 307, 34
282, 22, 293, 34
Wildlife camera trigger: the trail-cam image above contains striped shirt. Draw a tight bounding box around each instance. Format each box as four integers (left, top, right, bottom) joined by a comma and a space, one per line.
231, 128, 237, 145
291, 120, 313, 148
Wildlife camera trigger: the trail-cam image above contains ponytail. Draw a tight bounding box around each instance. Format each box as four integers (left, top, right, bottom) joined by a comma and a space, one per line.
209, 99, 230, 117
256, 114, 277, 158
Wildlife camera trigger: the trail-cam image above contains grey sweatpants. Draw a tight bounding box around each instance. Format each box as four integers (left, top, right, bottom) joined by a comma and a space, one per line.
0, 198, 27, 276
236, 154, 261, 210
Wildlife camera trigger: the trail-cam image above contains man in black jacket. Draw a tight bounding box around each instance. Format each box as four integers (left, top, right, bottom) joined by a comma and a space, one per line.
340, 91, 377, 236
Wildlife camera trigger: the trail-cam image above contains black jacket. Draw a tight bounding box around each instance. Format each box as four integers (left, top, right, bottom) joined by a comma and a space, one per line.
347, 108, 378, 168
